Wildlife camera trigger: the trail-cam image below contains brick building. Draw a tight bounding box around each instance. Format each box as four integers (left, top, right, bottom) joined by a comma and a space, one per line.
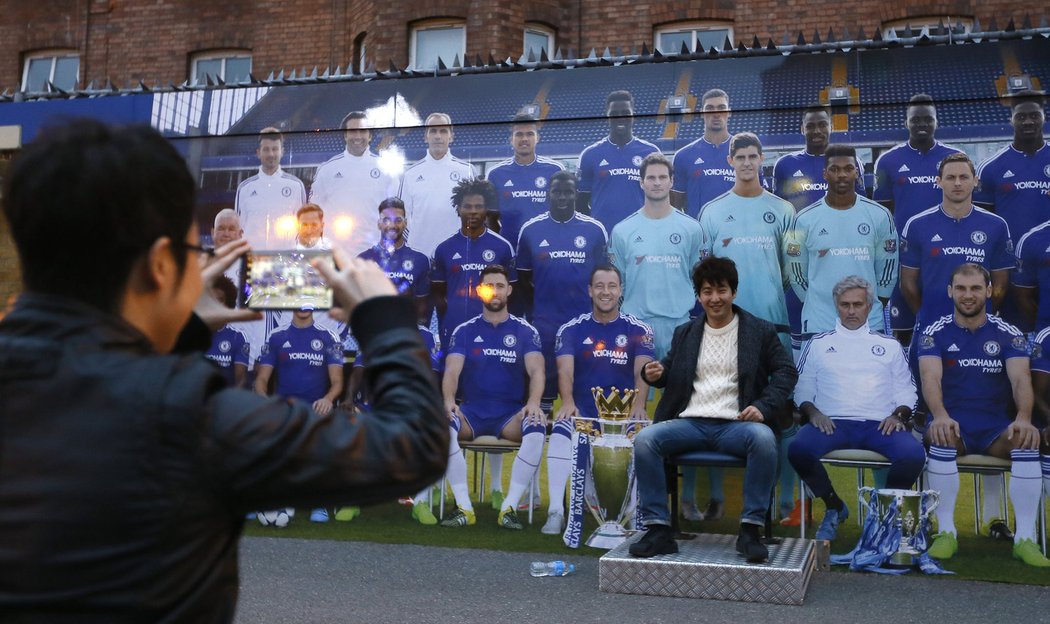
0, 0, 1037, 93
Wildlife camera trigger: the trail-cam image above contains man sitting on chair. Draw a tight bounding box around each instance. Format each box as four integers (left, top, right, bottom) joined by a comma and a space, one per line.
630, 257, 797, 562
439, 265, 546, 529
788, 275, 925, 541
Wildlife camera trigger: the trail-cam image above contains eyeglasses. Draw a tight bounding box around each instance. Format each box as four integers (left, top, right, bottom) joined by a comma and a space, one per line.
175, 242, 216, 257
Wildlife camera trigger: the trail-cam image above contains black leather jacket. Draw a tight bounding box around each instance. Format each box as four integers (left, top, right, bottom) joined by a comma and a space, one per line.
0, 293, 447, 623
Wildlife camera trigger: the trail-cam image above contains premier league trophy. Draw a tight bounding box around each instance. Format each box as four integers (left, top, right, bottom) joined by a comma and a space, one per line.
858, 487, 941, 568
564, 387, 649, 549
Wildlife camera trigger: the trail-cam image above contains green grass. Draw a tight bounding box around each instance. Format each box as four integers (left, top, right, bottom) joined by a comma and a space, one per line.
244, 458, 1050, 586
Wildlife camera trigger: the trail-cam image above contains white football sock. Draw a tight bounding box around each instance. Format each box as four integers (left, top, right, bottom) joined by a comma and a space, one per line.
488, 453, 504, 494
546, 428, 573, 515
1042, 457, 1050, 500
926, 445, 959, 536
1009, 449, 1042, 543
445, 429, 473, 512
502, 431, 545, 512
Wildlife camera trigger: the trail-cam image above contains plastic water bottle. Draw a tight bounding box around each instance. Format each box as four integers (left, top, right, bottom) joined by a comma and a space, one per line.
530, 560, 575, 577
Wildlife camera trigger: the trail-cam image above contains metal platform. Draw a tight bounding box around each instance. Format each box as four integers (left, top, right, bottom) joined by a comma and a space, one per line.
599, 532, 819, 605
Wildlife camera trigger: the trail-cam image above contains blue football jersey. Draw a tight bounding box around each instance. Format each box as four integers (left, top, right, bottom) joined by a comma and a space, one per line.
204, 325, 250, 385
974, 143, 1050, 246
555, 313, 655, 419
900, 205, 1014, 327
1030, 325, 1050, 375
917, 314, 1028, 423
873, 141, 963, 229
431, 230, 516, 347
672, 137, 735, 218
259, 323, 344, 403
516, 212, 608, 331
448, 314, 541, 414
1013, 221, 1050, 330
486, 156, 565, 249
577, 137, 661, 233
358, 243, 431, 298
773, 150, 866, 211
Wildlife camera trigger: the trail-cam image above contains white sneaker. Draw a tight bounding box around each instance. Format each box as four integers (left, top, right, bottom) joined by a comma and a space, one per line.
682, 502, 702, 521
541, 511, 565, 535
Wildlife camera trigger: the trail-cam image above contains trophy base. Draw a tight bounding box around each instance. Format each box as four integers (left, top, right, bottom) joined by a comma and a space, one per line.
884, 551, 918, 569
586, 522, 630, 549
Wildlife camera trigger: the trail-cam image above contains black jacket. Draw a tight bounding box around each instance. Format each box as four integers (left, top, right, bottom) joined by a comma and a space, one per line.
648, 306, 797, 432
0, 294, 447, 623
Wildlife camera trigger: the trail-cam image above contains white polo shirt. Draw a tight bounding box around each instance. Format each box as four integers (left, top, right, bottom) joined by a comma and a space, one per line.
310, 150, 398, 257
398, 151, 477, 259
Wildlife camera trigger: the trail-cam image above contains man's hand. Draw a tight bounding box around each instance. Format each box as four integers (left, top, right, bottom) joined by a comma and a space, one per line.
808, 410, 835, 434
1007, 420, 1041, 450
878, 414, 905, 436
643, 361, 664, 384
629, 401, 649, 422
313, 250, 397, 316
737, 406, 765, 422
555, 402, 578, 422
1043, 425, 1050, 447
445, 400, 459, 422
523, 402, 546, 427
312, 398, 333, 417
928, 417, 961, 447
195, 239, 261, 331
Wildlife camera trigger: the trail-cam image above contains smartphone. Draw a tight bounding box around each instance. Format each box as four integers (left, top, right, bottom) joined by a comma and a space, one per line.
240, 250, 334, 311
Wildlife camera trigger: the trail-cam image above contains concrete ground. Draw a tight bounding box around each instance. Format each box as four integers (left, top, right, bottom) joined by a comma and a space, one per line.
235, 537, 1048, 623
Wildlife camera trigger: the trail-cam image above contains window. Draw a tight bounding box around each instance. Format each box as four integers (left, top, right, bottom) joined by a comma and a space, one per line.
655, 23, 733, 54
191, 51, 252, 85
524, 24, 554, 58
353, 32, 368, 74
410, 21, 465, 70
21, 51, 79, 92
882, 17, 972, 40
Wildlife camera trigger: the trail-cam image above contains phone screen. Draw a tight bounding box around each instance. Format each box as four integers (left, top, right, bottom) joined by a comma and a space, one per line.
240, 250, 334, 310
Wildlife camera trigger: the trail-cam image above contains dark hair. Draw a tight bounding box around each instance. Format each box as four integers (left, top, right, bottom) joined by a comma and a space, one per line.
589, 263, 622, 286
606, 90, 634, 106
639, 152, 671, 179
1009, 89, 1045, 112
692, 256, 738, 295
937, 152, 975, 177
549, 170, 576, 187
377, 196, 406, 214
802, 103, 830, 119
908, 93, 935, 106
824, 143, 857, 162
2, 120, 195, 312
480, 264, 510, 281
729, 132, 762, 156
212, 276, 238, 308
297, 203, 324, 221
511, 112, 539, 125
258, 127, 282, 145
951, 262, 991, 286
451, 178, 496, 211
341, 111, 368, 129
701, 88, 728, 106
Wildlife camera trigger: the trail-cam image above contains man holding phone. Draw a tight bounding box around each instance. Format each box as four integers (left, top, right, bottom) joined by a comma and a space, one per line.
0, 120, 447, 620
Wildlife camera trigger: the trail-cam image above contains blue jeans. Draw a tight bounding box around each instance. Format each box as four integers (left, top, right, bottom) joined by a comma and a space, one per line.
634, 417, 778, 527
788, 419, 926, 497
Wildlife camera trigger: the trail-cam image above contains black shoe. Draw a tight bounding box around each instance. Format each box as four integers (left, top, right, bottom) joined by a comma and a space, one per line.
986, 518, 1015, 541
736, 523, 769, 563
629, 525, 679, 558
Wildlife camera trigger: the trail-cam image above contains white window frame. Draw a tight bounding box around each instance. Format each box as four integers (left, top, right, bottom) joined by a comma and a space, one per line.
190, 50, 252, 85
882, 17, 973, 40
409, 20, 466, 70
654, 22, 734, 54
524, 23, 555, 58
21, 50, 80, 92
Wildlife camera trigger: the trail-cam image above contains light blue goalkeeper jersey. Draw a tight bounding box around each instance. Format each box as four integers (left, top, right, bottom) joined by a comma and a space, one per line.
699, 190, 794, 331
609, 208, 705, 323
784, 196, 898, 334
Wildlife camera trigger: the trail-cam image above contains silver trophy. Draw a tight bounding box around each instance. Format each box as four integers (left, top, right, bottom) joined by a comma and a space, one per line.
572, 387, 649, 549
859, 487, 941, 567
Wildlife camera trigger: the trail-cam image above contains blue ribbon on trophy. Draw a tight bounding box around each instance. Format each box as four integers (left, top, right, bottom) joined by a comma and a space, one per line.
563, 425, 590, 548
831, 487, 952, 575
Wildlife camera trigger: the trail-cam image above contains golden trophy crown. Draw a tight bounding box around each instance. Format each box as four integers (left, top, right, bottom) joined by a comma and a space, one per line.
591, 387, 637, 420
